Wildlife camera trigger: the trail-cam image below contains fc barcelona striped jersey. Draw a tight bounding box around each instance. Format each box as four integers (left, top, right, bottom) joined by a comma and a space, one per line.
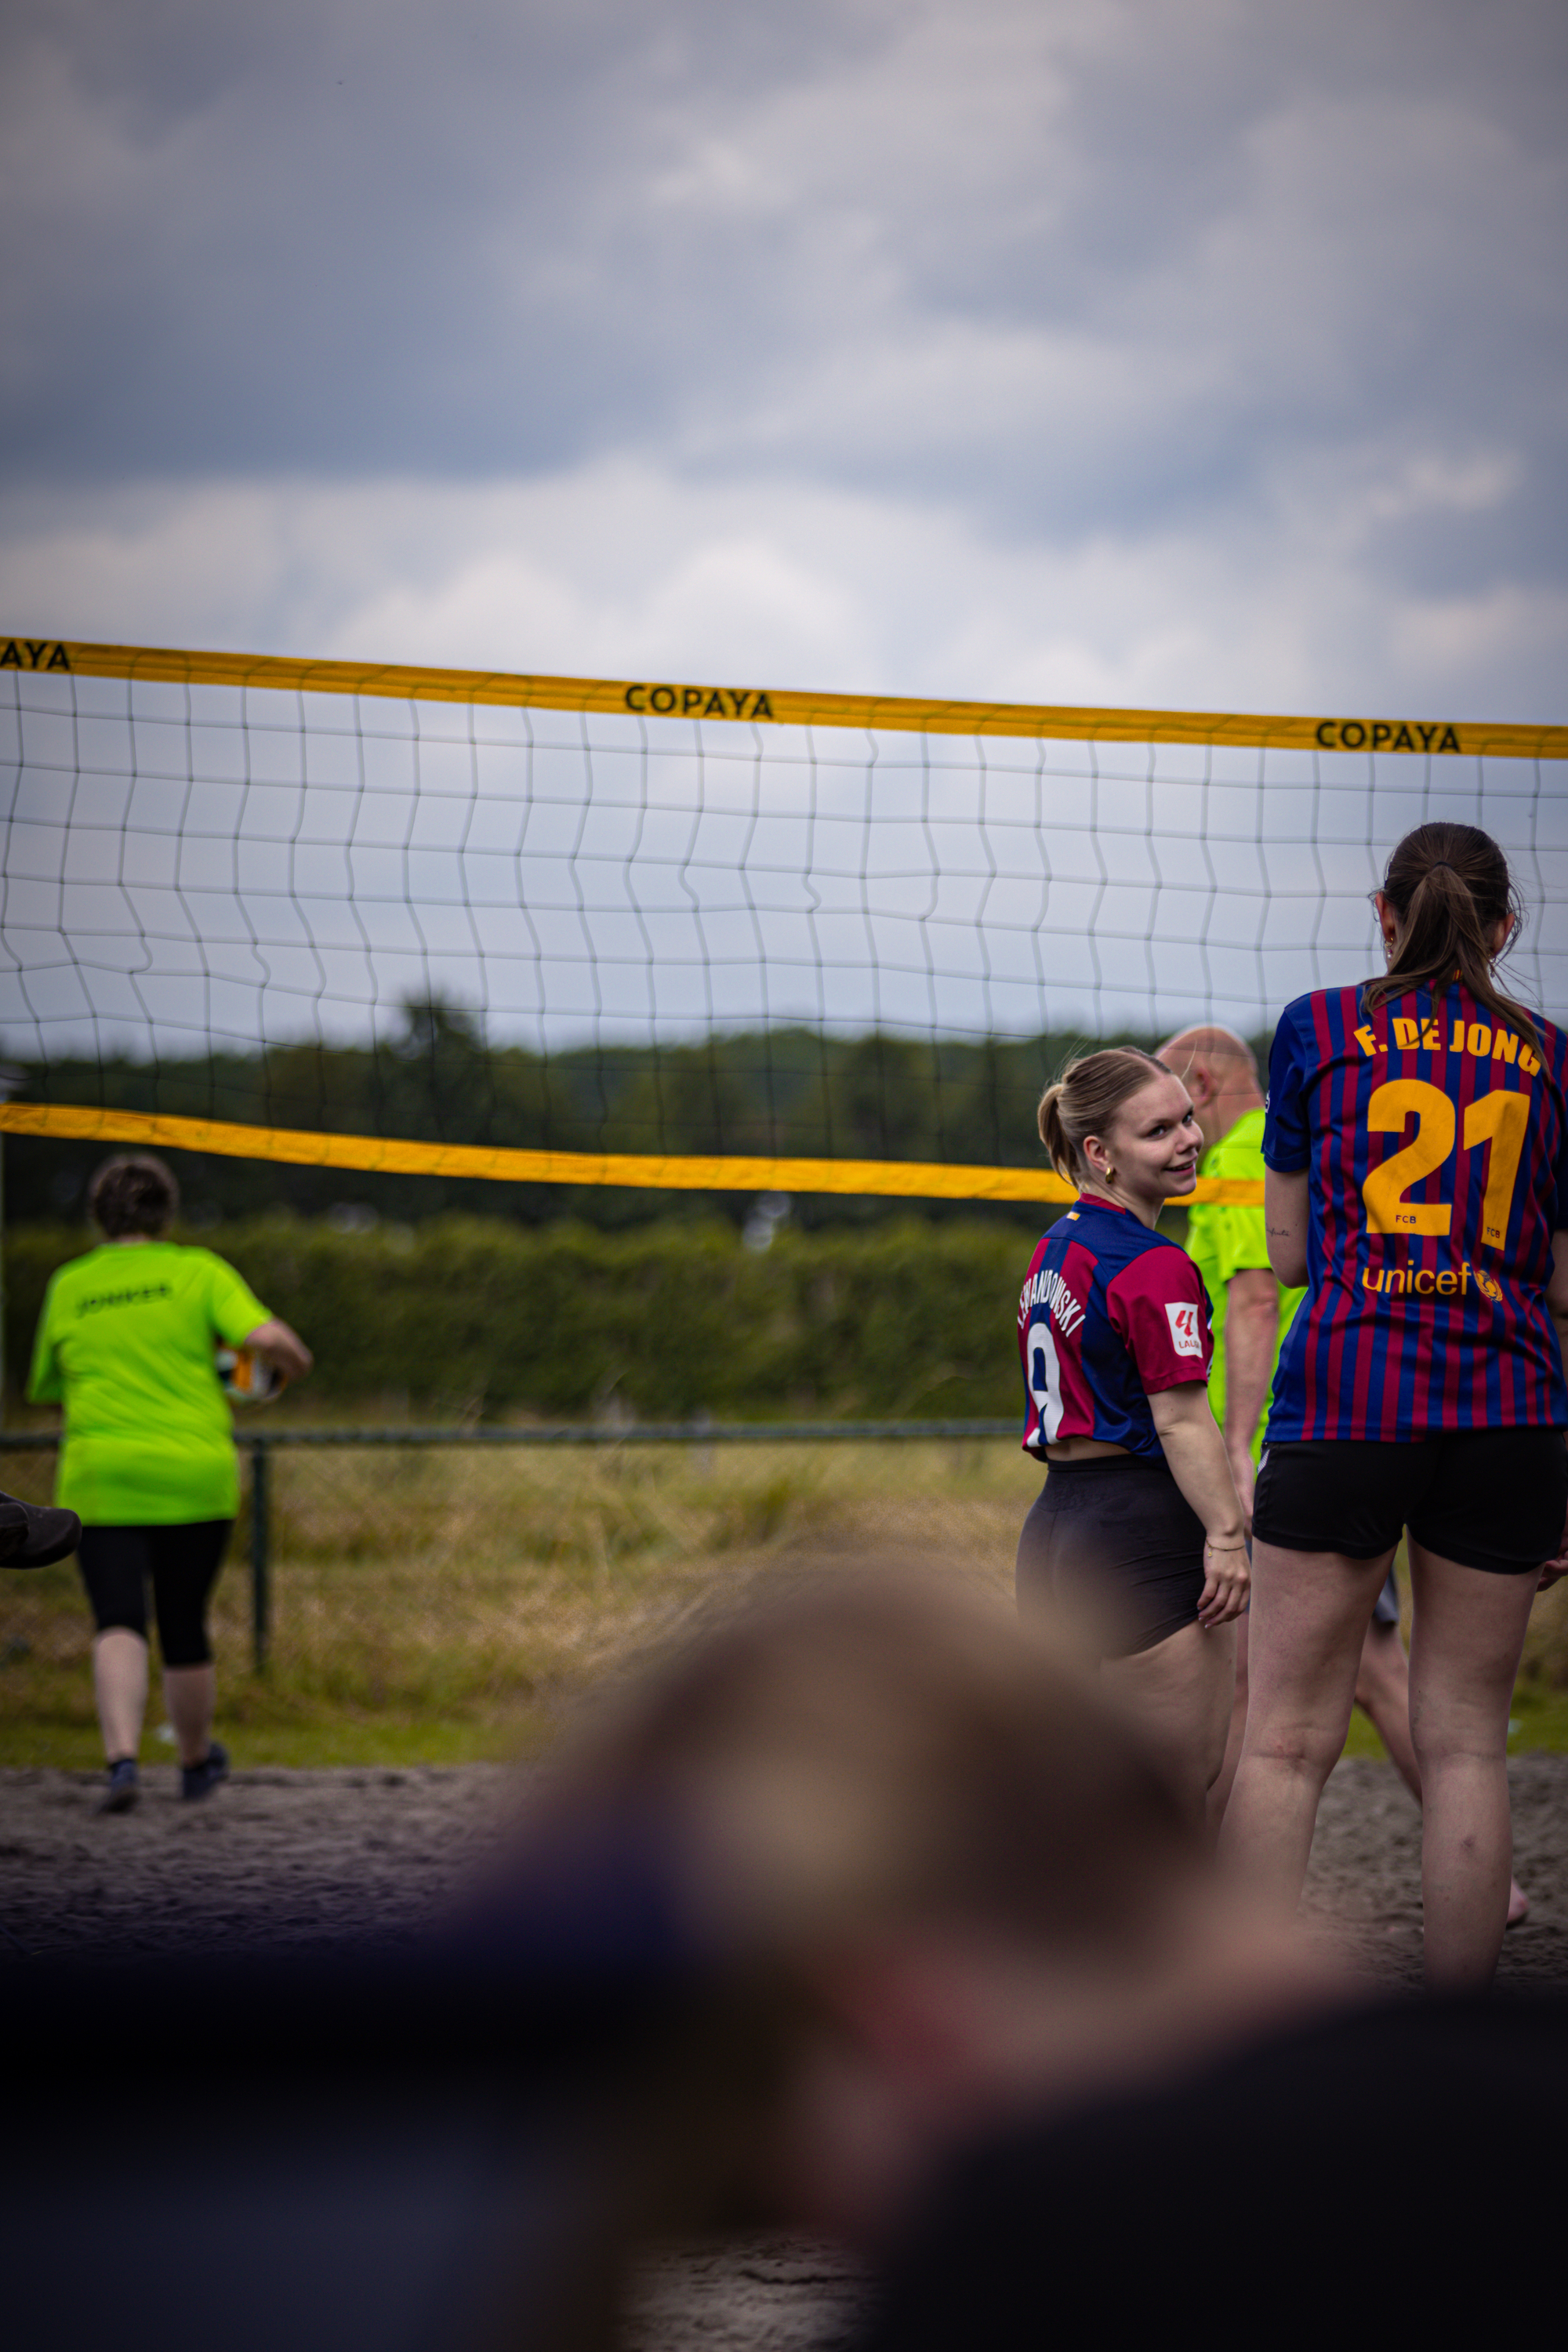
1018, 1197, 1213, 1462
1263, 982, 1568, 1440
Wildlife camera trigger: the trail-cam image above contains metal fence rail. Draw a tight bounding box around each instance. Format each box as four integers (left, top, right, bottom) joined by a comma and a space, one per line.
0, 1419, 1018, 1670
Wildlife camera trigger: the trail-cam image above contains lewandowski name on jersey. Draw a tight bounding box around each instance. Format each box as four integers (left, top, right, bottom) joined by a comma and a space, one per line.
1018, 1199, 1213, 1463
1264, 983, 1568, 1440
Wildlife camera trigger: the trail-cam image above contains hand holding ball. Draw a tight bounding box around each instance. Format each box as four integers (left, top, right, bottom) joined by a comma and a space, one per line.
215, 1345, 287, 1405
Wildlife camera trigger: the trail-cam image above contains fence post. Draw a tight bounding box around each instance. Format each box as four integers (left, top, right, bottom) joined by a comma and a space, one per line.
250, 1437, 270, 1674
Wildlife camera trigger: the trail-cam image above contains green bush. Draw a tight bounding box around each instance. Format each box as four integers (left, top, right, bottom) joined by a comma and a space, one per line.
4, 1213, 1040, 1421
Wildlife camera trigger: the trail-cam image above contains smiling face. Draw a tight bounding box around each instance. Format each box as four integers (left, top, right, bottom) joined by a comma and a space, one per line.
1080, 1069, 1203, 1213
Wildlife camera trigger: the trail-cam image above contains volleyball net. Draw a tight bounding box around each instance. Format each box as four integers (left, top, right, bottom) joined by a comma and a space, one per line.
2, 633, 1564, 1214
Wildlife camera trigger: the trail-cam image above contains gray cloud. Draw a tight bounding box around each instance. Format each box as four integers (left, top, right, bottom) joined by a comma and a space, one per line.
2, 0, 1566, 717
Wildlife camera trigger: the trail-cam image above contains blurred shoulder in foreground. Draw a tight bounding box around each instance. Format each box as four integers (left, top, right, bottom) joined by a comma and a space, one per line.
518, 1568, 1568, 2336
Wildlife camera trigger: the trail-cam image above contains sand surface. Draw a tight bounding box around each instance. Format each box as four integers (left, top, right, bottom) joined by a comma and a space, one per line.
4, 1753, 1566, 2347
0, 1761, 516, 1962
5, 1752, 1566, 1979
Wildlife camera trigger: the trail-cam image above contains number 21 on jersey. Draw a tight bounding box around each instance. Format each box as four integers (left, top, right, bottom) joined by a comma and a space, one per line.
1362, 1078, 1529, 1247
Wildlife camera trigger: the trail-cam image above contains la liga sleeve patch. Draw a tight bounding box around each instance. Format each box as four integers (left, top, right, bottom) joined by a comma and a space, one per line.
1165, 1298, 1204, 1359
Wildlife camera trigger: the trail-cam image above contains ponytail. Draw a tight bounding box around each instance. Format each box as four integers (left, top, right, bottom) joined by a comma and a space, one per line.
1362, 822, 1536, 1051
1036, 1080, 1073, 1179
1036, 1048, 1167, 1182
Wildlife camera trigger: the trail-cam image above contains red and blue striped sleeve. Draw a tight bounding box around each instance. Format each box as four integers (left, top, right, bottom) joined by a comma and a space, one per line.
1105, 1248, 1213, 1392
1552, 1059, 1568, 1236
1263, 998, 1312, 1172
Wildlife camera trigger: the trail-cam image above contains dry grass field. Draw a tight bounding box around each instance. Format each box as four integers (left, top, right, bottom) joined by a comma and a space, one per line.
0, 1433, 1037, 1766
4, 1427, 1566, 1768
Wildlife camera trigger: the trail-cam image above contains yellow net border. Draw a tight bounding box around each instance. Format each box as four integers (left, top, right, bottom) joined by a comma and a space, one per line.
5, 633, 1567, 760
0, 1103, 1264, 1205
14, 629, 1544, 1200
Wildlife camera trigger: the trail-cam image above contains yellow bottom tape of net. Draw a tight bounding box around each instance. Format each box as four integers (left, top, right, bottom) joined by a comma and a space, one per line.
0, 1102, 1264, 1206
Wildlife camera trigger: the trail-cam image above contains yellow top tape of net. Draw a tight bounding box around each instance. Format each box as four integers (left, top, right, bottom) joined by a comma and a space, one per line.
5, 635, 1566, 758
0, 1103, 1265, 1205
8, 631, 1489, 1200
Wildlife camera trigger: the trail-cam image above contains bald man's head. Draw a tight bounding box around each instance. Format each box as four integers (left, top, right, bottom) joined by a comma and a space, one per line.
1156, 1025, 1262, 1147
1156, 1025, 1259, 1081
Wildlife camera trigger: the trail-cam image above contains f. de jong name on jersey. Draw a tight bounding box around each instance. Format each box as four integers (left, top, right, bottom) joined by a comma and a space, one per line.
1263, 982, 1568, 1440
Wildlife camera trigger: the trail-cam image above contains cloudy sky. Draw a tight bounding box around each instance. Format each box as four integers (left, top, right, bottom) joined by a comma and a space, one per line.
3, 0, 1566, 720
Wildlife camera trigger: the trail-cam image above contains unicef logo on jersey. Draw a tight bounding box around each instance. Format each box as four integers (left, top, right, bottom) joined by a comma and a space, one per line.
1165, 1301, 1204, 1359
1361, 1259, 1504, 1305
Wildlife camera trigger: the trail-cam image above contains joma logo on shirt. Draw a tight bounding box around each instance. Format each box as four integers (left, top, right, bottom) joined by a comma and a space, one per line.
75, 1285, 173, 1314
1165, 1301, 1203, 1358
1018, 1265, 1085, 1335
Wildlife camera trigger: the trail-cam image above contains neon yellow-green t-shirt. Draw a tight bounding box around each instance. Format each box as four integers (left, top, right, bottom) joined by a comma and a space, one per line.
1182, 1108, 1306, 1462
27, 1242, 270, 1524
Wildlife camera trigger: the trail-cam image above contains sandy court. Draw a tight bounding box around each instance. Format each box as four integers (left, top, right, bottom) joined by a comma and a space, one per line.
5, 1753, 1567, 1976
4, 1755, 1566, 2348
0, 1762, 517, 1962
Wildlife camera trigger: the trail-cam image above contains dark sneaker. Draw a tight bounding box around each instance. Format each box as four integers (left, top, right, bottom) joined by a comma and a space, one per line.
181, 1740, 230, 1802
96, 1759, 140, 1815
0, 1493, 82, 1570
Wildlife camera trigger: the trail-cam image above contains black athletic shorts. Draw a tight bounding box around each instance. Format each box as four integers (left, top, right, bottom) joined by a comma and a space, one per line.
77, 1522, 232, 1667
1016, 1456, 1207, 1658
1252, 1429, 1568, 1577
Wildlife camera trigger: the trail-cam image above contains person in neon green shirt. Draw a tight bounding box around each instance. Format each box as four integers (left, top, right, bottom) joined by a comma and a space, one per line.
28, 1154, 312, 1814
1180, 1092, 1298, 1518
1156, 1026, 1530, 1921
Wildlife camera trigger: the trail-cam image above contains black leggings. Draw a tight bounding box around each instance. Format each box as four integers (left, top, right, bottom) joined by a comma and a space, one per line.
1017, 1457, 1207, 1658
77, 1523, 232, 1668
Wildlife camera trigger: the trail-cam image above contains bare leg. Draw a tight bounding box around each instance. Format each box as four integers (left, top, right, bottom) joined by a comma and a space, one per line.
1356, 1618, 1528, 1926
1218, 1543, 1392, 1909
1102, 1617, 1236, 1823
93, 1628, 149, 1762
1206, 1610, 1250, 1835
1406, 1544, 1538, 1991
1354, 1622, 1422, 1801
163, 1663, 217, 1769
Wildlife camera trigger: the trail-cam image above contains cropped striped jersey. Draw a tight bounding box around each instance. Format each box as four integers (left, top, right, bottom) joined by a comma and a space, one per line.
1018, 1197, 1213, 1462
1263, 982, 1568, 1440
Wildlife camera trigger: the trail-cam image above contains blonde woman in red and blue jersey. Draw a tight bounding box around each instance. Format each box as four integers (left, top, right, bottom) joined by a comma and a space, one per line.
1016, 1047, 1250, 1819
1221, 824, 1568, 1987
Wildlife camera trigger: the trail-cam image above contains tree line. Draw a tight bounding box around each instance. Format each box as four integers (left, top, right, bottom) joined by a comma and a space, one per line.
7, 998, 1202, 1232
5, 1214, 1047, 1422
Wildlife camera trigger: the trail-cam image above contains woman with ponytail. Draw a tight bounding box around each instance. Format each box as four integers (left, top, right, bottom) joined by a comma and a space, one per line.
1221, 823, 1568, 1986
1017, 1049, 1250, 1817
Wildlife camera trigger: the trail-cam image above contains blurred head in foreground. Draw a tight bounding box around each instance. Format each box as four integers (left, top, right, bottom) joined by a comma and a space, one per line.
515, 1569, 1336, 2245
